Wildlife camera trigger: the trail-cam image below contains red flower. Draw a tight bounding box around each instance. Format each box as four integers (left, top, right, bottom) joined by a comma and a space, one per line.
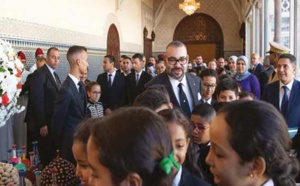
2, 93, 9, 106
17, 84, 22, 89
16, 68, 21, 77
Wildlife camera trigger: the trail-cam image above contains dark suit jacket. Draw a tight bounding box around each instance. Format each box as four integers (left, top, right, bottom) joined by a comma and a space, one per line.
126, 71, 152, 105
96, 71, 126, 110
52, 76, 87, 163
262, 80, 300, 128
146, 72, 202, 111
179, 167, 211, 186
28, 65, 60, 130
259, 66, 274, 95
250, 63, 265, 79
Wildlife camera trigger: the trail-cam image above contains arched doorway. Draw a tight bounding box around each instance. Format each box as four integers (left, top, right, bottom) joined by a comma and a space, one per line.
107, 24, 120, 68
143, 27, 155, 61
173, 13, 224, 63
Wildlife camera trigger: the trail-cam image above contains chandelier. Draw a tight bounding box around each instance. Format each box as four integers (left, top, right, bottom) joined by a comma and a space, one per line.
179, 0, 200, 15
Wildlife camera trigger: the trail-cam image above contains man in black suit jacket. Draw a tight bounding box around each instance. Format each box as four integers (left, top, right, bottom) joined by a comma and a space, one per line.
126, 53, 152, 105
28, 47, 61, 166
199, 69, 217, 105
96, 55, 126, 113
249, 53, 265, 80
52, 46, 89, 164
146, 41, 202, 117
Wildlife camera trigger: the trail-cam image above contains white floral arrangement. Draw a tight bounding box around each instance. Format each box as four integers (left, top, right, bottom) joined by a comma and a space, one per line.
0, 39, 25, 127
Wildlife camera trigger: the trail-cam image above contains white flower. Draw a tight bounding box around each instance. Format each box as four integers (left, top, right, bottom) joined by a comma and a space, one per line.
0, 39, 24, 128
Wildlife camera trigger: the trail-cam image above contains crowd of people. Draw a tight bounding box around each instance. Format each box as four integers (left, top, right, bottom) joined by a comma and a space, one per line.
4, 40, 300, 185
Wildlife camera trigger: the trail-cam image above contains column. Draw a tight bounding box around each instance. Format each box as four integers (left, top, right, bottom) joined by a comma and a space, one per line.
274, 0, 282, 43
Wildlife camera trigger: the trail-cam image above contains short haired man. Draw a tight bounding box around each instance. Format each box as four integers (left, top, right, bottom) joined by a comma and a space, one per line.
217, 57, 229, 75
52, 45, 89, 164
250, 53, 265, 80
146, 41, 202, 117
96, 55, 126, 112
121, 56, 132, 76
207, 60, 217, 71
155, 60, 166, 75
190, 103, 216, 185
126, 53, 152, 105
215, 79, 239, 102
193, 55, 207, 75
28, 47, 61, 166
199, 69, 218, 105
266, 41, 290, 83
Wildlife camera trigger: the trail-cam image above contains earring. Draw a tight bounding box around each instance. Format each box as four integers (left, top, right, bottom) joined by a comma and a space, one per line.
249, 173, 254, 179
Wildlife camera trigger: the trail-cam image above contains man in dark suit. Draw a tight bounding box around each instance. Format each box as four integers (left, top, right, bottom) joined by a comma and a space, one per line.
52, 45, 89, 164
146, 41, 202, 117
27, 47, 61, 166
96, 55, 126, 113
199, 69, 217, 105
126, 53, 152, 105
249, 53, 264, 79
258, 55, 274, 94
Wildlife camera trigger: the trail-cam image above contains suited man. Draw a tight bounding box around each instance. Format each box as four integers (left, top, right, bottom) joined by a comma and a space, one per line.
52, 45, 89, 164
126, 53, 152, 105
249, 53, 264, 79
146, 41, 202, 117
258, 55, 274, 94
96, 55, 126, 113
267, 41, 290, 83
28, 47, 61, 166
199, 69, 217, 105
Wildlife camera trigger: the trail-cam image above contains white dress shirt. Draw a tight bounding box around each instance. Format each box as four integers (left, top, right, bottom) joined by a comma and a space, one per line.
68, 73, 80, 92
279, 79, 294, 109
172, 166, 182, 186
107, 70, 116, 85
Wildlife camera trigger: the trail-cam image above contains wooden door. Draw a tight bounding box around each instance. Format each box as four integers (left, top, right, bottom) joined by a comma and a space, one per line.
186, 44, 216, 63
107, 24, 120, 68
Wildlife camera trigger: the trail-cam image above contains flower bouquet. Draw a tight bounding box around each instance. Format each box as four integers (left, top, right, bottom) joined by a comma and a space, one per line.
0, 39, 25, 127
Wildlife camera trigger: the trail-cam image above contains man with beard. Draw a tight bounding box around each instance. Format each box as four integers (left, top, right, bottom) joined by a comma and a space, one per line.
146, 41, 202, 117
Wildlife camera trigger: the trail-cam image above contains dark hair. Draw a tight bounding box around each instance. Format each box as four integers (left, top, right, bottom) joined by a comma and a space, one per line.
239, 91, 256, 100
215, 79, 239, 97
278, 54, 297, 67
133, 90, 169, 111
122, 56, 132, 61
146, 84, 170, 102
120, 55, 127, 59
132, 53, 143, 61
90, 107, 174, 186
219, 100, 299, 186
157, 109, 203, 178
104, 55, 115, 63
218, 74, 233, 82
212, 102, 228, 112
46, 47, 59, 56
66, 45, 87, 62
86, 81, 100, 92
199, 69, 218, 82
191, 103, 216, 124
73, 118, 96, 147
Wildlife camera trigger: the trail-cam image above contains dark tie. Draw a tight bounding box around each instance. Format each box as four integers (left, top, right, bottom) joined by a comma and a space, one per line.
108, 74, 112, 88
281, 86, 289, 117
136, 73, 140, 86
78, 81, 86, 99
178, 83, 191, 117
53, 72, 61, 88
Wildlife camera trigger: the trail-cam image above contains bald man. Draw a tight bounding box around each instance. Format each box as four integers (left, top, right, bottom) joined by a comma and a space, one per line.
52, 45, 89, 164
249, 53, 264, 80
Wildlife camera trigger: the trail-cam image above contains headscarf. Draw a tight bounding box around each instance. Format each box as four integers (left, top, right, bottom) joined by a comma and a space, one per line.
228, 55, 238, 63
235, 55, 251, 81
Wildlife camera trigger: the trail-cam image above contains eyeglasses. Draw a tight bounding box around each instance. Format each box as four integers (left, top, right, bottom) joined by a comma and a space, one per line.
203, 83, 216, 89
167, 57, 188, 65
190, 122, 209, 132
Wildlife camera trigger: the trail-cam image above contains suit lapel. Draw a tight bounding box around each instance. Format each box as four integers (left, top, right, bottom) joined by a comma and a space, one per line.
287, 80, 300, 113
44, 65, 59, 91
67, 76, 84, 115
186, 74, 199, 107
161, 72, 180, 107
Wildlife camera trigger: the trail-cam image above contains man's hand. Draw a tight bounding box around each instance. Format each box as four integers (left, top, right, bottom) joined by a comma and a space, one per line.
40, 126, 48, 137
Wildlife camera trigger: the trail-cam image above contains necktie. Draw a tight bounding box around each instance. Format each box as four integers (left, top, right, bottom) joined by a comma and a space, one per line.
281, 86, 289, 117
53, 72, 61, 88
108, 74, 112, 88
78, 81, 86, 99
136, 73, 140, 86
178, 83, 191, 117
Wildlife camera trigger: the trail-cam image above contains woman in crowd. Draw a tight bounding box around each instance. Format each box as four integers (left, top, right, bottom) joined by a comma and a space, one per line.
87, 107, 181, 186
235, 55, 261, 99
227, 55, 237, 77
158, 109, 210, 186
206, 100, 299, 186
72, 118, 97, 186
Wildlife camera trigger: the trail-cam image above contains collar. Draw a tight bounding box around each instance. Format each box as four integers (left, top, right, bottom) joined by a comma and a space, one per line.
262, 179, 274, 186
280, 78, 294, 90
45, 64, 55, 74
172, 165, 182, 186
68, 73, 80, 87
135, 70, 142, 76
168, 74, 188, 87
108, 70, 116, 77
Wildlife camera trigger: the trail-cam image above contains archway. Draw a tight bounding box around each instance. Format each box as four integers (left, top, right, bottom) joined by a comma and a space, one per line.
143, 27, 155, 62
173, 13, 224, 62
107, 24, 120, 68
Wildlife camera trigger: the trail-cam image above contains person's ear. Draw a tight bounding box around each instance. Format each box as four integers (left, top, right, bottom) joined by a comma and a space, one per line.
76, 58, 81, 66
121, 173, 142, 186
249, 156, 266, 178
